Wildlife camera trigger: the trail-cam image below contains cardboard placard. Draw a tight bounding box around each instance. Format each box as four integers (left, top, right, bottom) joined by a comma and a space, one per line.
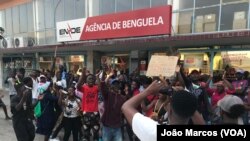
146, 55, 178, 77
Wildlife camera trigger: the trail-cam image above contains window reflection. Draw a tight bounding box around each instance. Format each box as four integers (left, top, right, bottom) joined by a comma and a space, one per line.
44, 0, 54, 29
27, 3, 34, 32
222, 0, 248, 3
35, 0, 45, 30
64, 0, 75, 20
116, 0, 132, 12
6, 9, 13, 35
45, 29, 56, 45
178, 11, 193, 34
195, 6, 220, 33
54, 0, 64, 22
133, 0, 150, 10
221, 3, 249, 30
100, 0, 115, 15
36, 31, 45, 45
173, 0, 194, 10
0, 10, 6, 30
196, 0, 219, 7
151, 0, 168, 7
20, 5, 28, 33
76, 0, 85, 18
12, 6, 20, 34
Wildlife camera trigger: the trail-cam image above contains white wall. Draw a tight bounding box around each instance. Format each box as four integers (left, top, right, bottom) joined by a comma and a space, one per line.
0, 55, 3, 89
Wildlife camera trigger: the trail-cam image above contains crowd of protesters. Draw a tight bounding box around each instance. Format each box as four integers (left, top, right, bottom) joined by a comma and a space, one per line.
0, 57, 250, 141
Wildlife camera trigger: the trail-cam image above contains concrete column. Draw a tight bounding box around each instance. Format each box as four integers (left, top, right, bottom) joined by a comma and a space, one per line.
168, 0, 173, 5
87, 50, 94, 74
88, 0, 100, 17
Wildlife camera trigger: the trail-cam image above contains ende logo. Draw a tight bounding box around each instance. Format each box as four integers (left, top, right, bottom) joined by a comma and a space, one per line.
59, 23, 81, 39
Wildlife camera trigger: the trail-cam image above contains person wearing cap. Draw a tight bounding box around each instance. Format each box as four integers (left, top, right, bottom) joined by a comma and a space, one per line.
122, 80, 204, 141
97, 71, 126, 141
217, 95, 245, 124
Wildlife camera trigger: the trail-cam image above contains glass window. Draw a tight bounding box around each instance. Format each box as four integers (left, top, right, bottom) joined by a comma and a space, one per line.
54, 0, 64, 22
27, 3, 34, 32
45, 29, 56, 45
36, 31, 46, 45
195, 6, 220, 32
195, 0, 220, 7
151, 0, 168, 7
14, 57, 23, 69
44, 0, 54, 29
173, 0, 194, 10
35, 0, 45, 30
12, 6, 20, 34
0, 10, 6, 29
177, 11, 193, 34
116, 0, 132, 12
133, 0, 150, 10
222, 0, 248, 3
76, 0, 85, 18
23, 57, 34, 69
64, 0, 75, 20
5, 9, 13, 35
20, 4, 28, 33
221, 3, 249, 31
100, 0, 115, 15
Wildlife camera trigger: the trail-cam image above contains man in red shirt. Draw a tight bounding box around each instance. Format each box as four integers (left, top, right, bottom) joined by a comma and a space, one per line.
77, 67, 100, 141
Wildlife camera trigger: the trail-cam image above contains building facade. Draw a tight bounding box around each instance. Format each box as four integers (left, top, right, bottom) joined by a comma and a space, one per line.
0, 0, 250, 89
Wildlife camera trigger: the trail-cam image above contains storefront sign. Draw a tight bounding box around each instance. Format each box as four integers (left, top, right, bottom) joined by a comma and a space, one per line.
184, 55, 203, 68
57, 19, 87, 42
222, 51, 250, 71
56, 5, 172, 42
146, 55, 178, 77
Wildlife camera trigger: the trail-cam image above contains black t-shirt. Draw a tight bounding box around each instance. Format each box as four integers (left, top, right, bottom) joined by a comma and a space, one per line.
11, 87, 33, 122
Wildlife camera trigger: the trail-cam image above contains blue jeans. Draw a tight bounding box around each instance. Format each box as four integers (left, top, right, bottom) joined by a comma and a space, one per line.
102, 126, 122, 141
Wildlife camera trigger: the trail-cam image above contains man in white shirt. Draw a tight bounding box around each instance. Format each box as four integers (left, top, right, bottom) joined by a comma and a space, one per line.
122, 80, 203, 141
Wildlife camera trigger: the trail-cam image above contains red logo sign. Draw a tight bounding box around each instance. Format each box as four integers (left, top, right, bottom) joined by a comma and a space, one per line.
80, 5, 172, 40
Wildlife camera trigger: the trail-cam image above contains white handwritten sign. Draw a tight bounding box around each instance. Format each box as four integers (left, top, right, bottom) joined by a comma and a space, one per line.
146, 55, 178, 77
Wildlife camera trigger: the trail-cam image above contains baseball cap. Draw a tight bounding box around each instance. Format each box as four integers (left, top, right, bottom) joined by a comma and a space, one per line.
217, 95, 243, 113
